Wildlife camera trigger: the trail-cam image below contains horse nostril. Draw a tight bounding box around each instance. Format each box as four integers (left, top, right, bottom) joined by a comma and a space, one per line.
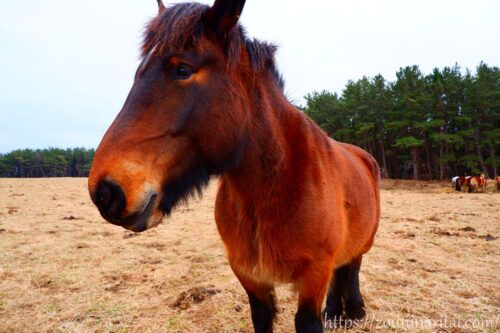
92, 180, 126, 219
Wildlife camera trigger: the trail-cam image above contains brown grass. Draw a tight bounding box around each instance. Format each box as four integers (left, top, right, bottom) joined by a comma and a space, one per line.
0, 178, 498, 332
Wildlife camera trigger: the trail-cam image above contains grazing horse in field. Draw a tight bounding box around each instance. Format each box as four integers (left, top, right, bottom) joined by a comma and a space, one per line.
468, 173, 486, 193
87, 0, 380, 332
468, 177, 478, 193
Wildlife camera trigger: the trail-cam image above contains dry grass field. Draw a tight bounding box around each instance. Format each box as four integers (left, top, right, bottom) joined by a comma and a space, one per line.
0, 178, 499, 333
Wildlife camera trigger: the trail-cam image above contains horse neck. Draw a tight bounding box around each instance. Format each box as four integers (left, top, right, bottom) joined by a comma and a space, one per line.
222, 75, 323, 200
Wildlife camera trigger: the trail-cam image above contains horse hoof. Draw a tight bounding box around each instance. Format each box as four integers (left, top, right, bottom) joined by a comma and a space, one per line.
322, 306, 343, 320
345, 302, 366, 320
322, 307, 343, 330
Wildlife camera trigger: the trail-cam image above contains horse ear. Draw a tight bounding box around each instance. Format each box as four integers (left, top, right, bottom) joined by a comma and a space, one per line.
157, 0, 165, 15
204, 0, 246, 35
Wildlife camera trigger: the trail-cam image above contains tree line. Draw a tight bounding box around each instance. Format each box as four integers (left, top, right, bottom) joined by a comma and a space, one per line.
303, 62, 499, 180
1, 63, 498, 180
0, 148, 95, 177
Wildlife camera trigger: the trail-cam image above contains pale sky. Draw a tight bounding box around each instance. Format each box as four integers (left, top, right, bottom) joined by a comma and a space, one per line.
0, 0, 499, 152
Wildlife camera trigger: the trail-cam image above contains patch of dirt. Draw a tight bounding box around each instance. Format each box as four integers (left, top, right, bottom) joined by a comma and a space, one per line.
30, 274, 53, 289
123, 232, 140, 239
62, 215, 81, 220
140, 242, 166, 250
394, 230, 416, 238
431, 228, 460, 237
478, 234, 497, 241
172, 285, 221, 310
7, 206, 18, 214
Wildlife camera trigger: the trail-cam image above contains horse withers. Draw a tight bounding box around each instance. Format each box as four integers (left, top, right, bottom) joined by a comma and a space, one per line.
88, 1, 380, 332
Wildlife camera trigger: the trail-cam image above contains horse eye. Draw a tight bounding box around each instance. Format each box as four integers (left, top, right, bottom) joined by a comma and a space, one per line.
175, 64, 193, 80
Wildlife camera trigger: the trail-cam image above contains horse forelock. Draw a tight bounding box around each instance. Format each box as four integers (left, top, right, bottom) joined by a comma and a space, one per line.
142, 3, 207, 58
140, 2, 284, 90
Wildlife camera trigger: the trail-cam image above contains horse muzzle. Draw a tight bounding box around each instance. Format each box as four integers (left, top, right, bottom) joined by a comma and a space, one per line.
90, 179, 159, 232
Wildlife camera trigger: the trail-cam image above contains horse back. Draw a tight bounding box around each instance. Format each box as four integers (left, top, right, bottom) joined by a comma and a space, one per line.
335, 141, 381, 187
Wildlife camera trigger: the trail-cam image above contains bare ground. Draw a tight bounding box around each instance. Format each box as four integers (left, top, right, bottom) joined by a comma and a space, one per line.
0, 178, 498, 333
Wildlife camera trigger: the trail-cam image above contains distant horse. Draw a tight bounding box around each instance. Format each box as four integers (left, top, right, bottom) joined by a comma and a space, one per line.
452, 176, 468, 192
87, 1, 380, 332
463, 176, 471, 190
468, 173, 486, 193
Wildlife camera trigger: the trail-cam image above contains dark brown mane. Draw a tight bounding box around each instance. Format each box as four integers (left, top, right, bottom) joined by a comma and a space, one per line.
141, 2, 284, 89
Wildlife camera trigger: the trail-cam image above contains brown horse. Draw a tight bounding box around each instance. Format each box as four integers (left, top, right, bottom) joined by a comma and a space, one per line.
453, 176, 470, 192
468, 173, 486, 193
496, 176, 500, 191
88, 1, 380, 332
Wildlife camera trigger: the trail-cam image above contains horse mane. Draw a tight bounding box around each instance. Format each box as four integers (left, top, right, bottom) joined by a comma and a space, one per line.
141, 2, 284, 90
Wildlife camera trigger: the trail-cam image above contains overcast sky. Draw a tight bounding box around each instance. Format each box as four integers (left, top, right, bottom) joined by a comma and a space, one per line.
0, 0, 499, 152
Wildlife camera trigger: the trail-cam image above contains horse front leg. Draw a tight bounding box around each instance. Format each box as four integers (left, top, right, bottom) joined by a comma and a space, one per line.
295, 267, 332, 333
232, 268, 277, 333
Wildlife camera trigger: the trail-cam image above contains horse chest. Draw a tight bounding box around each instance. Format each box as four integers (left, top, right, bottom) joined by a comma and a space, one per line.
215, 202, 299, 282
216, 200, 324, 283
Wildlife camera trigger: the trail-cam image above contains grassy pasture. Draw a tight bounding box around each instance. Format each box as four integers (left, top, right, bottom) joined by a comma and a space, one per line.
0, 178, 498, 332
